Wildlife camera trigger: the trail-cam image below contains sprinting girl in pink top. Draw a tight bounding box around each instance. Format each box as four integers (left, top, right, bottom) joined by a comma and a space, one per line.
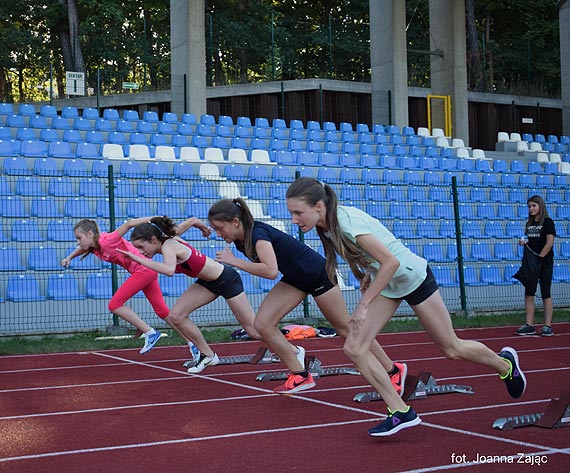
61, 218, 169, 354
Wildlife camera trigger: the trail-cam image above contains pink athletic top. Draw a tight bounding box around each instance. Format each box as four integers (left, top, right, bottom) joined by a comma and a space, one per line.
174, 241, 207, 277
92, 231, 149, 274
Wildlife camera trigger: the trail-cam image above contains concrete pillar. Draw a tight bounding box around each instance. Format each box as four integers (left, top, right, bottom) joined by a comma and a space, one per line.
560, 0, 570, 136
170, 0, 206, 118
370, 0, 408, 128
429, 0, 469, 144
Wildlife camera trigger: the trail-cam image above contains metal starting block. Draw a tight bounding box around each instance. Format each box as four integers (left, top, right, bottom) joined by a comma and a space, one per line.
183, 347, 277, 369
493, 391, 570, 431
256, 355, 359, 382
353, 371, 474, 403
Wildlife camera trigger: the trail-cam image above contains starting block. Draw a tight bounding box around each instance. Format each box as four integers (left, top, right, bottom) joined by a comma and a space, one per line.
256, 355, 359, 382
353, 371, 474, 403
493, 391, 570, 430
183, 347, 277, 369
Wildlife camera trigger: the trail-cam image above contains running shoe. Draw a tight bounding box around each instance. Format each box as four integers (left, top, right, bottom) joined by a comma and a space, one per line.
515, 324, 536, 336
274, 372, 316, 394
499, 346, 527, 399
295, 345, 306, 371
368, 407, 421, 437
390, 362, 408, 397
539, 325, 554, 337
187, 353, 220, 374
140, 330, 161, 354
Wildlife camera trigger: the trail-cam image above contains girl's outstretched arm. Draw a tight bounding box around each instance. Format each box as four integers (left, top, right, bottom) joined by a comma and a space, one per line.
117, 240, 180, 276
61, 246, 87, 267
176, 217, 212, 239
115, 217, 155, 237
215, 240, 279, 279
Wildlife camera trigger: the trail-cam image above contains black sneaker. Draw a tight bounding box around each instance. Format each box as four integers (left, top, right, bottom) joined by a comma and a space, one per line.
368, 407, 421, 437
499, 347, 527, 399
539, 326, 554, 337
515, 324, 536, 336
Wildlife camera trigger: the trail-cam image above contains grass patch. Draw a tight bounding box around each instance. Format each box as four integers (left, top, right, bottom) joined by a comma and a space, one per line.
1, 309, 569, 356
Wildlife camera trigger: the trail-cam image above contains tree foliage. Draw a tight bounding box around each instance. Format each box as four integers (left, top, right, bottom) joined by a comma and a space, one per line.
0, 0, 562, 102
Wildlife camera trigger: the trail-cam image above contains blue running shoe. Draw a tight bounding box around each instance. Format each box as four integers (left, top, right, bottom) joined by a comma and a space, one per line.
499, 346, 527, 398
368, 407, 421, 437
140, 330, 161, 354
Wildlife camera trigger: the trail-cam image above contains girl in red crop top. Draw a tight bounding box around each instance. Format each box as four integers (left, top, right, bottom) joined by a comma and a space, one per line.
118, 216, 262, 374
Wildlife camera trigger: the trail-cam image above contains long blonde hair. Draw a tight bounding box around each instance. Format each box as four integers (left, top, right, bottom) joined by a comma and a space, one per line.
286, 177, 372, 283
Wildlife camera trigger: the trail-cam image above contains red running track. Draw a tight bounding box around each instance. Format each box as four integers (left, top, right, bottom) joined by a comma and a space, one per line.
1, 323, 569, 473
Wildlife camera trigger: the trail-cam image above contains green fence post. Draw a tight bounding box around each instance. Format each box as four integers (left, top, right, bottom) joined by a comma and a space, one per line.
451, 176, 468, 315
294, 170, 310, 319
107, 165, 126, 333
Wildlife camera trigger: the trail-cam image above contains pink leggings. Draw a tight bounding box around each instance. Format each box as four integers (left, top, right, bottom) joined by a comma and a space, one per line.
108, 270, 170, 319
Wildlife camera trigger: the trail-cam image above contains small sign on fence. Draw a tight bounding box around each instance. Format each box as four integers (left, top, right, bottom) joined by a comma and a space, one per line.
122, 82, 139, 90
65, 71, 85, 96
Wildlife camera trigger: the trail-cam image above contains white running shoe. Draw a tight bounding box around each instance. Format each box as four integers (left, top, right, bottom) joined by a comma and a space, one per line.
187, 353, 220, 374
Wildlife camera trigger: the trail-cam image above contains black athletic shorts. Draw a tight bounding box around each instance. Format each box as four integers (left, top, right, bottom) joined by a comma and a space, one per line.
195, 264, 244, 299
280, 264, 335, 298
403, 265, 439, 306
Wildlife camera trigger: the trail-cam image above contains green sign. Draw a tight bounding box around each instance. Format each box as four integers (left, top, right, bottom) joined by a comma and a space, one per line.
122, 82, 139, 90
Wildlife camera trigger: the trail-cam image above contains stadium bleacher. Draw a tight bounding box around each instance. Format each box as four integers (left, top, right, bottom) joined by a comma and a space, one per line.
1, 103, 569, 329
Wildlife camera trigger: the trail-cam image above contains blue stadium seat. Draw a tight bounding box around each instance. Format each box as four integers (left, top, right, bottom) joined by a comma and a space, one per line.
191, 180, 218, 198
389, 202, 410, 219
553, 263, 570, 283
494, 241, 515, 260
96, 199, 126, 219
16, 127, 37, 141
47, 219, 74, 242
137, 179, 162, 198
51, 116, 72, 130
248, 164, 270, 181
76, 142, 101, 161
223, 163, 247, 181
143, 111, 159, 123
413, 220, 436, 239
85, 273, 113, 299
79, 177, 105, 197
6, 274, 45, 301
422, 242, 447, 262
244, 181, 268, 200
126, 198, 152, 218
173, 162, 196, 180
392, 220, 417, 239
146, 161, 170, 179
480, 265, 506, 285
6, 114, 26, 127
85, 130, 106, 144
28, 246, 60, 270
157, 199, 185, 219
0, 176, 12, 196
340, 184, 362, 202
31, 197, 61, 217
21, 140, 48, 157
181, 113, 197, 125
0, 195, 28, 217
185, 199, 209, 219
266, 200, 289, 219
434, 202, 454, 219
469, 241, 493, 260
16, 176, 44, 196
119, 160, 144, 178
272, 165, 293, 182
240, 273, 263, 294
0, 247, 25, 271
159, 273, 188, 297
47, 140, 74, 158
475, 203, 496, 220
47, 273, 84, 300
32, 157, 58, 177
463, 265, 484, 286
48, 177, 74, 197
483, 220, 506, 238
64, 197, 95, 218
317, 167, 337, 183
431, 266, 458, 286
